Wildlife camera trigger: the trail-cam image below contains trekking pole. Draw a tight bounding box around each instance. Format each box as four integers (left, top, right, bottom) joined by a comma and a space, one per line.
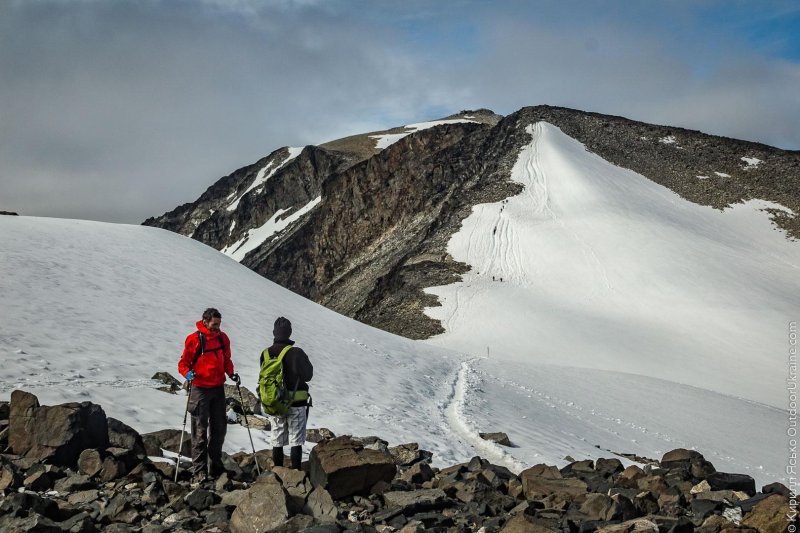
174, 382, 193, 483
237, 382, 261, 476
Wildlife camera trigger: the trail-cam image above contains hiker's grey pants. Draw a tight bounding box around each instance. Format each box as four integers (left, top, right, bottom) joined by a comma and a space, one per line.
188, 385, 227, 475
267, 406, 307, 447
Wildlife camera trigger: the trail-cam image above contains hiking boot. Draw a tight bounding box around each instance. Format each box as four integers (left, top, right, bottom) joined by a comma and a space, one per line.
190, 472, 209, 487
209, 464, 225, 479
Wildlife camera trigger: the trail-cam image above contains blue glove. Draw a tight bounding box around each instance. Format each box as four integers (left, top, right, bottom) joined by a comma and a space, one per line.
185, 370, 195, 382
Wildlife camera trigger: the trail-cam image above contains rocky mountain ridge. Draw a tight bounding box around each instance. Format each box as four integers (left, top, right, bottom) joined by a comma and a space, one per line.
143, 106, 800, 339
0, 390, 792, 532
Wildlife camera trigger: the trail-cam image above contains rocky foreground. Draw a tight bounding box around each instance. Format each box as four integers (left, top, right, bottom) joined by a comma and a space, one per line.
0, 391, 793, 532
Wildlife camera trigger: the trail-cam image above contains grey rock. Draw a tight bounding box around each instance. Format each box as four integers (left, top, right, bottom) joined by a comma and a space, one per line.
382, 488, 451, 514
152, 372, 182, 393
520, 464, 588, 501
78, 449, 104, 477
185, 487, 219, 511
23, 469, 58, 491
388, 443, 432, 467
479, 432, 512, 446
9, 390, 109, 467
706, 472, 756, 496
99, 492, 139, 524
0, 460, 22, 491
141, 429, 191, 457
400, 462, 434, 485
68, 489, 100, 506
309, 436, 397, 499
229, 473, 292, 533
107, 417, 147, 457
0, 512, 62, 533
100, 454, 129, 482
55, 474, 95, 493
306, 427, 337, 443
304, 486, 338, 522
0, 492, 60, 519
762, 481, 790, 497
580, 493, 615, 521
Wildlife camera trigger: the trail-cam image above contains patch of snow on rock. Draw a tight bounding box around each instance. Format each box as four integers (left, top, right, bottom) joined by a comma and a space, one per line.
741, 156, 762, 169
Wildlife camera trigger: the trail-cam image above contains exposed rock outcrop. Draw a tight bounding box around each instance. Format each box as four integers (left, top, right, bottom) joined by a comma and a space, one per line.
144, 106, 800, 341
0, 390, 791, 533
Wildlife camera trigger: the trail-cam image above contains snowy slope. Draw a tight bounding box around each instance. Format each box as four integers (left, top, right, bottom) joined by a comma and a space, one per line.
424, 122, 800, 410
0, 215, 788, 487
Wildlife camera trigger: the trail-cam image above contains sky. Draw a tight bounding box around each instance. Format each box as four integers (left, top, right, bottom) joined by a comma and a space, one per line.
2, 0, 799, 223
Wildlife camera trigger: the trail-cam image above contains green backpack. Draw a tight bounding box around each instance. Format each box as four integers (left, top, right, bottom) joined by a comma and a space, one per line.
259, 345, 298, 416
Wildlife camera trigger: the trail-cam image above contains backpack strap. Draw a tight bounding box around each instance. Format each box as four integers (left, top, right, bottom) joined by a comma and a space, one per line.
190, 331, 206, 370
276, 345, 293, 362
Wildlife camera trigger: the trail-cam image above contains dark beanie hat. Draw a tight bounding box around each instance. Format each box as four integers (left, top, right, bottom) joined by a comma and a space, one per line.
273, 317, 292, 341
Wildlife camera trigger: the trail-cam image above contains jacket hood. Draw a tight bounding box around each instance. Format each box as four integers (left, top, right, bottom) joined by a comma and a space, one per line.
196, 320, 222, 337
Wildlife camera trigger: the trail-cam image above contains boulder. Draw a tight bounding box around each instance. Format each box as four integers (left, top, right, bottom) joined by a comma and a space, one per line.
501, 512, 561, 532
8, 390, 109, 466
0, 512, 61, 532
304, 486, 338, 522
224, 384, 259, 414
661, 448, 704, 467
185, 487, 220, 511
230, 473, 292, 533
383, 488, 451, 514
151, 372, 182, 393
0, 460, 22, 491
580, 493, 616, 521
54, 473, 94, 493
0, 492, 60, 519
400, 462, 434, 485
617, 465, 645, 488
762, 482, 790, 497
78, 448, 104, 477
306, 428, 337, 443
107, 417, 147, 456
691, 498, 723, 521
99, 492, 140, 524
308, 436, 397, 499
520, 464, 588, 501
596, 458, 624, 476
741, 494, 790, 533
562, 459, 594, 475
100, 454, 128, 482
595, 518, 660, 533
141, 429, 191, 457
67, 489, 100, 506
23, 469, 58, 492
388, 442, 432, 466
479, 432, 512, 446
273, 465, 313, 512
706, 472, 756, 496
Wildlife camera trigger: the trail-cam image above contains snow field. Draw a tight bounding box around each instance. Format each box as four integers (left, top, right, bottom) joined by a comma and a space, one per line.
423, 122, 800, 410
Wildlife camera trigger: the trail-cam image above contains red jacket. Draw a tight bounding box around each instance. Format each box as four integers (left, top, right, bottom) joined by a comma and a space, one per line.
178, 321, 234, 388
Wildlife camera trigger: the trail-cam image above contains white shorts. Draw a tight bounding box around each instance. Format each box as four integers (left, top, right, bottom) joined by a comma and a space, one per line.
267, 406, 307, 447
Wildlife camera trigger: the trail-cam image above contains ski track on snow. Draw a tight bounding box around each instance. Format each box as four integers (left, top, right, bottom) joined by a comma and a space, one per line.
441, 359, 528, 473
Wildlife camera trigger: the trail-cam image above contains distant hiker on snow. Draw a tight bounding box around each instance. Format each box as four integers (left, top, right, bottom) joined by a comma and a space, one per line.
178, 308, 240, 483
259, 316, 313, 470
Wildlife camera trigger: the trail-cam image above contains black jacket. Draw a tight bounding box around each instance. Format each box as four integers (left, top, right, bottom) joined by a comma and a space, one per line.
260, 339, 313, 406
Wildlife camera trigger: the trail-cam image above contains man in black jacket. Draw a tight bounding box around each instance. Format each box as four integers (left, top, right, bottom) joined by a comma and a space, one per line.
262, 316, 313, 470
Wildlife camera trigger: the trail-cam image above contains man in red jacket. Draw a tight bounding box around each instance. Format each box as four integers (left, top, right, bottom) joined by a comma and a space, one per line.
178, 308, 239, 482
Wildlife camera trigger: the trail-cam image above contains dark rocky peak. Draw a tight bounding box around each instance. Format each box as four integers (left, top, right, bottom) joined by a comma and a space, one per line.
144, 105, 800, 340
